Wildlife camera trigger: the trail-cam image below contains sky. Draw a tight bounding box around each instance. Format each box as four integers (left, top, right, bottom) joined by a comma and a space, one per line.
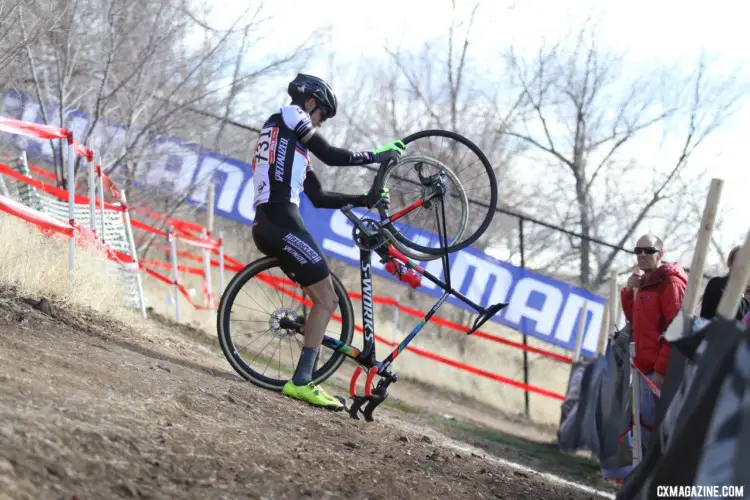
209, 0, 749, 270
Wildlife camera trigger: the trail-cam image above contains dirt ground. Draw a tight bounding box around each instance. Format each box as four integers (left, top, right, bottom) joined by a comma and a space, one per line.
0, 285, 617, 500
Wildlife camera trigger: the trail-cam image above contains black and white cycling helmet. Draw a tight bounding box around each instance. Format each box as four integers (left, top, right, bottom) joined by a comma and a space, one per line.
287, 73, 338, 118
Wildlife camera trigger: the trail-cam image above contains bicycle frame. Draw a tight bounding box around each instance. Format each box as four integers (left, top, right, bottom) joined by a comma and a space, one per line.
318, 192, 507, 421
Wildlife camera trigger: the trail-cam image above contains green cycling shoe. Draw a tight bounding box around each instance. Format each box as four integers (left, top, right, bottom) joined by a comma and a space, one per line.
282, 380, 344, 411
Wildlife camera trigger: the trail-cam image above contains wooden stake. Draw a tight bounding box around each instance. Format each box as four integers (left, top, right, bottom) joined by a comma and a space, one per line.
683, 178, 723, 316
717, 229, 750, 321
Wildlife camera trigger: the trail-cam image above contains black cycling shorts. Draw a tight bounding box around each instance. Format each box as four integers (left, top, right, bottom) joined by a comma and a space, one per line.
252, 202, 330, 287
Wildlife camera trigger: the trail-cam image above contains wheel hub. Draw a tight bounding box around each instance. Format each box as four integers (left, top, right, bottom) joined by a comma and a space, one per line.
414, 162, 450, 209
269, 308, 301, 338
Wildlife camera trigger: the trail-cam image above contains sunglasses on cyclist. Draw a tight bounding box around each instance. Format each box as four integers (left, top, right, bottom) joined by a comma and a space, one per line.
318, 106, 332, 120
634, 246, 660, 255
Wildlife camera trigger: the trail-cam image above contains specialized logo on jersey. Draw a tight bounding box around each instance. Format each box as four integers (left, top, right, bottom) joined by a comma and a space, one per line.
274, 137, 289, 182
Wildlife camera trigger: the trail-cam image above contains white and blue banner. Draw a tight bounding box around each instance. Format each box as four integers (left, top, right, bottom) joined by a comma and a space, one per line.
0, 90, 618, 358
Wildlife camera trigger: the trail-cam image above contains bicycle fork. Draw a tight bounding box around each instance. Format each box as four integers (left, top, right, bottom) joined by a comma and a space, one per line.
345, 290, 450, 422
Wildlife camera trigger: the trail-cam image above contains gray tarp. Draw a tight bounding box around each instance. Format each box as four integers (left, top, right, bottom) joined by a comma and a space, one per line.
614, 317, 749, 499
557, 325, 634, 479
556, 315, 750, 491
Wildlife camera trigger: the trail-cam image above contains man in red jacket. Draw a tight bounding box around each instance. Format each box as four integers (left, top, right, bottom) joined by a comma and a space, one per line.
620, 234, 687, 457
621, 234, 688, 390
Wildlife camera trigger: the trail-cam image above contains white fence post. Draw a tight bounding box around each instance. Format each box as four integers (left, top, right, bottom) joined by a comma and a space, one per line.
205, 182, 215, 308
572, 301, 588, 363
630, 342, 643, 466
120, 189, 147, 320
67, 136, 76, 280
0, 172, 9, 197
201, 227, 213, 309
218, 231, 225, 294
88, 151, 96, 236
609, 270, 618, 333
97, 166, 106, 242
207, 181, 215, 233
169, 225, 181, 323
596, 298, 610, 356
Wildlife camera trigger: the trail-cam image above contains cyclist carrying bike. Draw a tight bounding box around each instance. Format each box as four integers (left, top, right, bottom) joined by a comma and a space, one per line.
250, 73, 405, 410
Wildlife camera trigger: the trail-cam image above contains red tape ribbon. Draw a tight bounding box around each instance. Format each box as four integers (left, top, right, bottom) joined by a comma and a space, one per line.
0, 117, 69, 140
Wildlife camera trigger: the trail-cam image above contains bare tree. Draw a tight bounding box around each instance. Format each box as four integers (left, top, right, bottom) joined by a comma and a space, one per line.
9, 0, 319, 213
0, 0, 59, 73
310, 1, 530, 331
499, 21, 747, 288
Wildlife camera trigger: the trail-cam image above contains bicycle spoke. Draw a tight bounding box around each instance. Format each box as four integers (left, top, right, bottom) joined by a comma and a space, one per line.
218, 244, 355, 390
240, 286, 272, 315
247, 333, 281, 368
251, 277, 279, 312
260, 336, 282, 377
268, 268, 285, 309
231, 327, 273, 338
235, 329, 273, 353
231, 303, 271, 316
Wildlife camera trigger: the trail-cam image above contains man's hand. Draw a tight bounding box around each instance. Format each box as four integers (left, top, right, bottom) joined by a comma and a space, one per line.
652, 372, 665, 390
371, 140, 405, 164
365, 187, 390, 209
627, 269, 643, 289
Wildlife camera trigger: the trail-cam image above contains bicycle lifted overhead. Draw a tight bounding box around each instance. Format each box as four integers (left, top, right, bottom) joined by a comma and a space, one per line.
217, 125, 506, 422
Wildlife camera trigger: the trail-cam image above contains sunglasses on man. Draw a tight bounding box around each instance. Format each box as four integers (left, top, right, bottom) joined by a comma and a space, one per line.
634, 246, 660, 255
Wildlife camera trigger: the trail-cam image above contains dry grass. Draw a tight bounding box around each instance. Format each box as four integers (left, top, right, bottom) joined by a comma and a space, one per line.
0, 212, 232, 368
0, 212, 150, 330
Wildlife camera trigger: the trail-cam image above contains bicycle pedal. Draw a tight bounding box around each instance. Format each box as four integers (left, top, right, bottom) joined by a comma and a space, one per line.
334, 395, 350, 413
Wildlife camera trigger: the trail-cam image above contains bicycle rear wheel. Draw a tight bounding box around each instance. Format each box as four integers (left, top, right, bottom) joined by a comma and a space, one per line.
376, 129, 497, 256
217, 257, 354, 390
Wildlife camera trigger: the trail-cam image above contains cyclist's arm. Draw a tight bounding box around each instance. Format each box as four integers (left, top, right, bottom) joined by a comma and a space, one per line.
303, 169, 368, 209
302, 132, 374, 167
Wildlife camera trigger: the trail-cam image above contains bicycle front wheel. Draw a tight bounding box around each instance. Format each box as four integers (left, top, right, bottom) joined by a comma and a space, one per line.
217, 257, 354, 390
376, 129, 498, 257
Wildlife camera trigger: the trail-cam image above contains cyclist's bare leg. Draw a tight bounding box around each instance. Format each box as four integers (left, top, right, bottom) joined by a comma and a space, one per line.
289, 275, 337, 387
300, 276, 338, 348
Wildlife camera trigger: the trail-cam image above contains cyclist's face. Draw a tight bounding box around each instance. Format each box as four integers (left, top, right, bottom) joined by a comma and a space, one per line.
305, 97, 329, 127
310, 108, 325, 127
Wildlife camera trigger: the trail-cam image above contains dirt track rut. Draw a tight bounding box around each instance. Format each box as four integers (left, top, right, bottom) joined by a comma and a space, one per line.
0, 288, 615, 499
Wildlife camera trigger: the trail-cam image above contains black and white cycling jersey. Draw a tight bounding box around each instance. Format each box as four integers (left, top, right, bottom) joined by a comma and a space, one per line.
251, 105, 316, 207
